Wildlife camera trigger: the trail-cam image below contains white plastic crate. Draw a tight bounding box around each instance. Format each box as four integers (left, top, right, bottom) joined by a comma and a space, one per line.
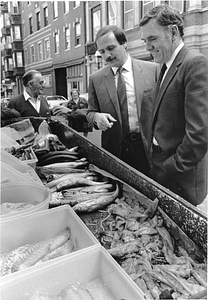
0, 246, 146, 300
0, 206, 99, 276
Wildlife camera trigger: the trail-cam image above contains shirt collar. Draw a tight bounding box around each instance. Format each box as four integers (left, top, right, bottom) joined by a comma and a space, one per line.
23, 89, 40, 101
23, 89, 31, 101
166, 41, 184, 69
112, 54, 132, 75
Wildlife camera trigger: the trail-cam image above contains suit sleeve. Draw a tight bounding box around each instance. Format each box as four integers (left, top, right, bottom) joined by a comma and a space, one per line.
86, 75, 101, 128
164, 55, 208, 180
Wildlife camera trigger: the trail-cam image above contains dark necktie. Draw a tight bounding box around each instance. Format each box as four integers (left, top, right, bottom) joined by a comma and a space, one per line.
155, 63, 167, 97
117, 67, 129, 136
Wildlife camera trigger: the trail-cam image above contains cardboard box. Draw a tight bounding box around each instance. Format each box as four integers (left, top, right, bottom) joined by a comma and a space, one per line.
0, 246, 146, 300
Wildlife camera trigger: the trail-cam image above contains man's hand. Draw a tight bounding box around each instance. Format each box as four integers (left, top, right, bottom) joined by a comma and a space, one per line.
52, 105, 72, 116
94, 113, 117, 131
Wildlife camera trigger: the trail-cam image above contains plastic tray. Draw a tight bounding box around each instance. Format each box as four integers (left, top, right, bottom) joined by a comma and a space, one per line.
1, 149, 42, 185
0, 246, 146, 300
0, 206, 99, 271
0, 182, 50, 221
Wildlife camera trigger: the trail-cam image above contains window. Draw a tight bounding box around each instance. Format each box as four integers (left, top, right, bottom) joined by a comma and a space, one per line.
124, 1, 134, 30
75, 21, 81, 46
4, 13, 10, 26
54, 32, 59, 53
29, 16, 33, 34
31, 45, 35, 63
143, 1, 154, 16
65, 27, 70, 50
34, 2, 39, 8
74, 1, 80, 8
16, 52, 23, 67
43, 7, 48, 26
22, 21, 25, 39
44, 38, 51, 59
8, 58, 13, 70
64, 1, 70, 13
92, 6, 101, 41
12, 53, 16, 67
13, 25, 21, 40
107, 1, 117, 25
38, 42, 43, 61
161, 0, 185, 12
13, 1, 18, 13
53, 1, 58, 19
36, 11, 41, 30
44, 74, 52, 86
24, 48, 28, 65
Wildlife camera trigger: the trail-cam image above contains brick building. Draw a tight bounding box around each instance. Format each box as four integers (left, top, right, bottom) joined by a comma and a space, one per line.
1, 1, 208, 98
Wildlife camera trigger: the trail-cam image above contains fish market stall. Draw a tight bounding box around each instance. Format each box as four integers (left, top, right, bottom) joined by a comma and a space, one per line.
26, 117, 207, 254
1, 117, 207, 300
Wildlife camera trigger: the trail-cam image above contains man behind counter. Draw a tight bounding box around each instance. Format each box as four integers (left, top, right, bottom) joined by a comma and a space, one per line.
8, 70, 50, 118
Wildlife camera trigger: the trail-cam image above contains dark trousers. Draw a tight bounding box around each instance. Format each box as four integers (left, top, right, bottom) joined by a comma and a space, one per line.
121, 133, 150, 176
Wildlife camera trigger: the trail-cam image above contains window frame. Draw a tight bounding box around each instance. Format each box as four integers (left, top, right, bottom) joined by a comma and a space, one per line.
36, 11, 41, 31
75, 21, 81, 47
43, 6, 48, 27
29, 16, 33, 34
31, 45, 35, 63
65, 26, 71, 50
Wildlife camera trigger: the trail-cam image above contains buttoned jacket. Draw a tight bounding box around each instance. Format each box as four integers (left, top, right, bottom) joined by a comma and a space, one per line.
141, 46, 208, 204
87, 58, 159, 158
8, 94, 51, 118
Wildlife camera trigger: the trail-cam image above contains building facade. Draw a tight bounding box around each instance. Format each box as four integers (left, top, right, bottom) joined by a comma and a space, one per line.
1, 0, 208, 99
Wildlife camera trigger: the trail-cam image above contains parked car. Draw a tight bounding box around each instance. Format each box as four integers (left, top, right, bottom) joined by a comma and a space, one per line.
45, 95, 68, 109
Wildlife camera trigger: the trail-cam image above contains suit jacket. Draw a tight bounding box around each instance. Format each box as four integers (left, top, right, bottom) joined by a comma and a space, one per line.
8, 94, 51, 118
87, 58, 159, 158
142, 46, 208, 205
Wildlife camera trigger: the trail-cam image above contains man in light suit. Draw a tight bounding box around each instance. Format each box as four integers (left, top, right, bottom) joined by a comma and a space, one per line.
8, 70, 50, 118
139, 5, 208, 205
87, 25, 159, 176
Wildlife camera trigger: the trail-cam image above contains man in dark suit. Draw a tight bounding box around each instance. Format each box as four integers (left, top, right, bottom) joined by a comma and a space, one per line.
86, 25, 159, 176
139, 5, 208, 205
8, 70, 50, 118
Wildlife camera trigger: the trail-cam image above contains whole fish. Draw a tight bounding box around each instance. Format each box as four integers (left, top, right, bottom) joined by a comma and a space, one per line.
46, 172, 95, 188
55, 178, 108, 193
40, 158, 89, 169
59, 191, 117, 206
62, 183, 114, 196
73, 183, 119, 213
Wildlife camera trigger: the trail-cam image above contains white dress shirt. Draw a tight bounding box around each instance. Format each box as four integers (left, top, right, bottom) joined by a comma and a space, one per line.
112, 55, 140, 133
153, 41, 184, 146
23, 89, 40, 113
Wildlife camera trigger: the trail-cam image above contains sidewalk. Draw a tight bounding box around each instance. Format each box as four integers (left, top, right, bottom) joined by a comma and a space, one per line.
86, 129, 101, 147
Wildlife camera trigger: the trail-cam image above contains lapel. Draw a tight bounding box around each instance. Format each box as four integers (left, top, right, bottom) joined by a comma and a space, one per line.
153, 46, 188, 120
132, 58, 144, 118
103, 66, 122, 123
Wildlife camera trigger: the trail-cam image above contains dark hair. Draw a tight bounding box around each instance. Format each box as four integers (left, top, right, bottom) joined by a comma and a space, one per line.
70, 89, 80, 97
139, 5, 184, 37
95, 25, 127, 47
22, 70, 41, 87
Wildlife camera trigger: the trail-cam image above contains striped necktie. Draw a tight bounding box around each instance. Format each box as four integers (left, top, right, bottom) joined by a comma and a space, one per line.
155, 63, 167, 96
117, 67, 129, 136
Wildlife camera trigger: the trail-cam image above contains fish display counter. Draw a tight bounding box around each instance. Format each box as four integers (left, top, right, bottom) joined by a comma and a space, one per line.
1, 116, 207, 300
4, 116, 207, 256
